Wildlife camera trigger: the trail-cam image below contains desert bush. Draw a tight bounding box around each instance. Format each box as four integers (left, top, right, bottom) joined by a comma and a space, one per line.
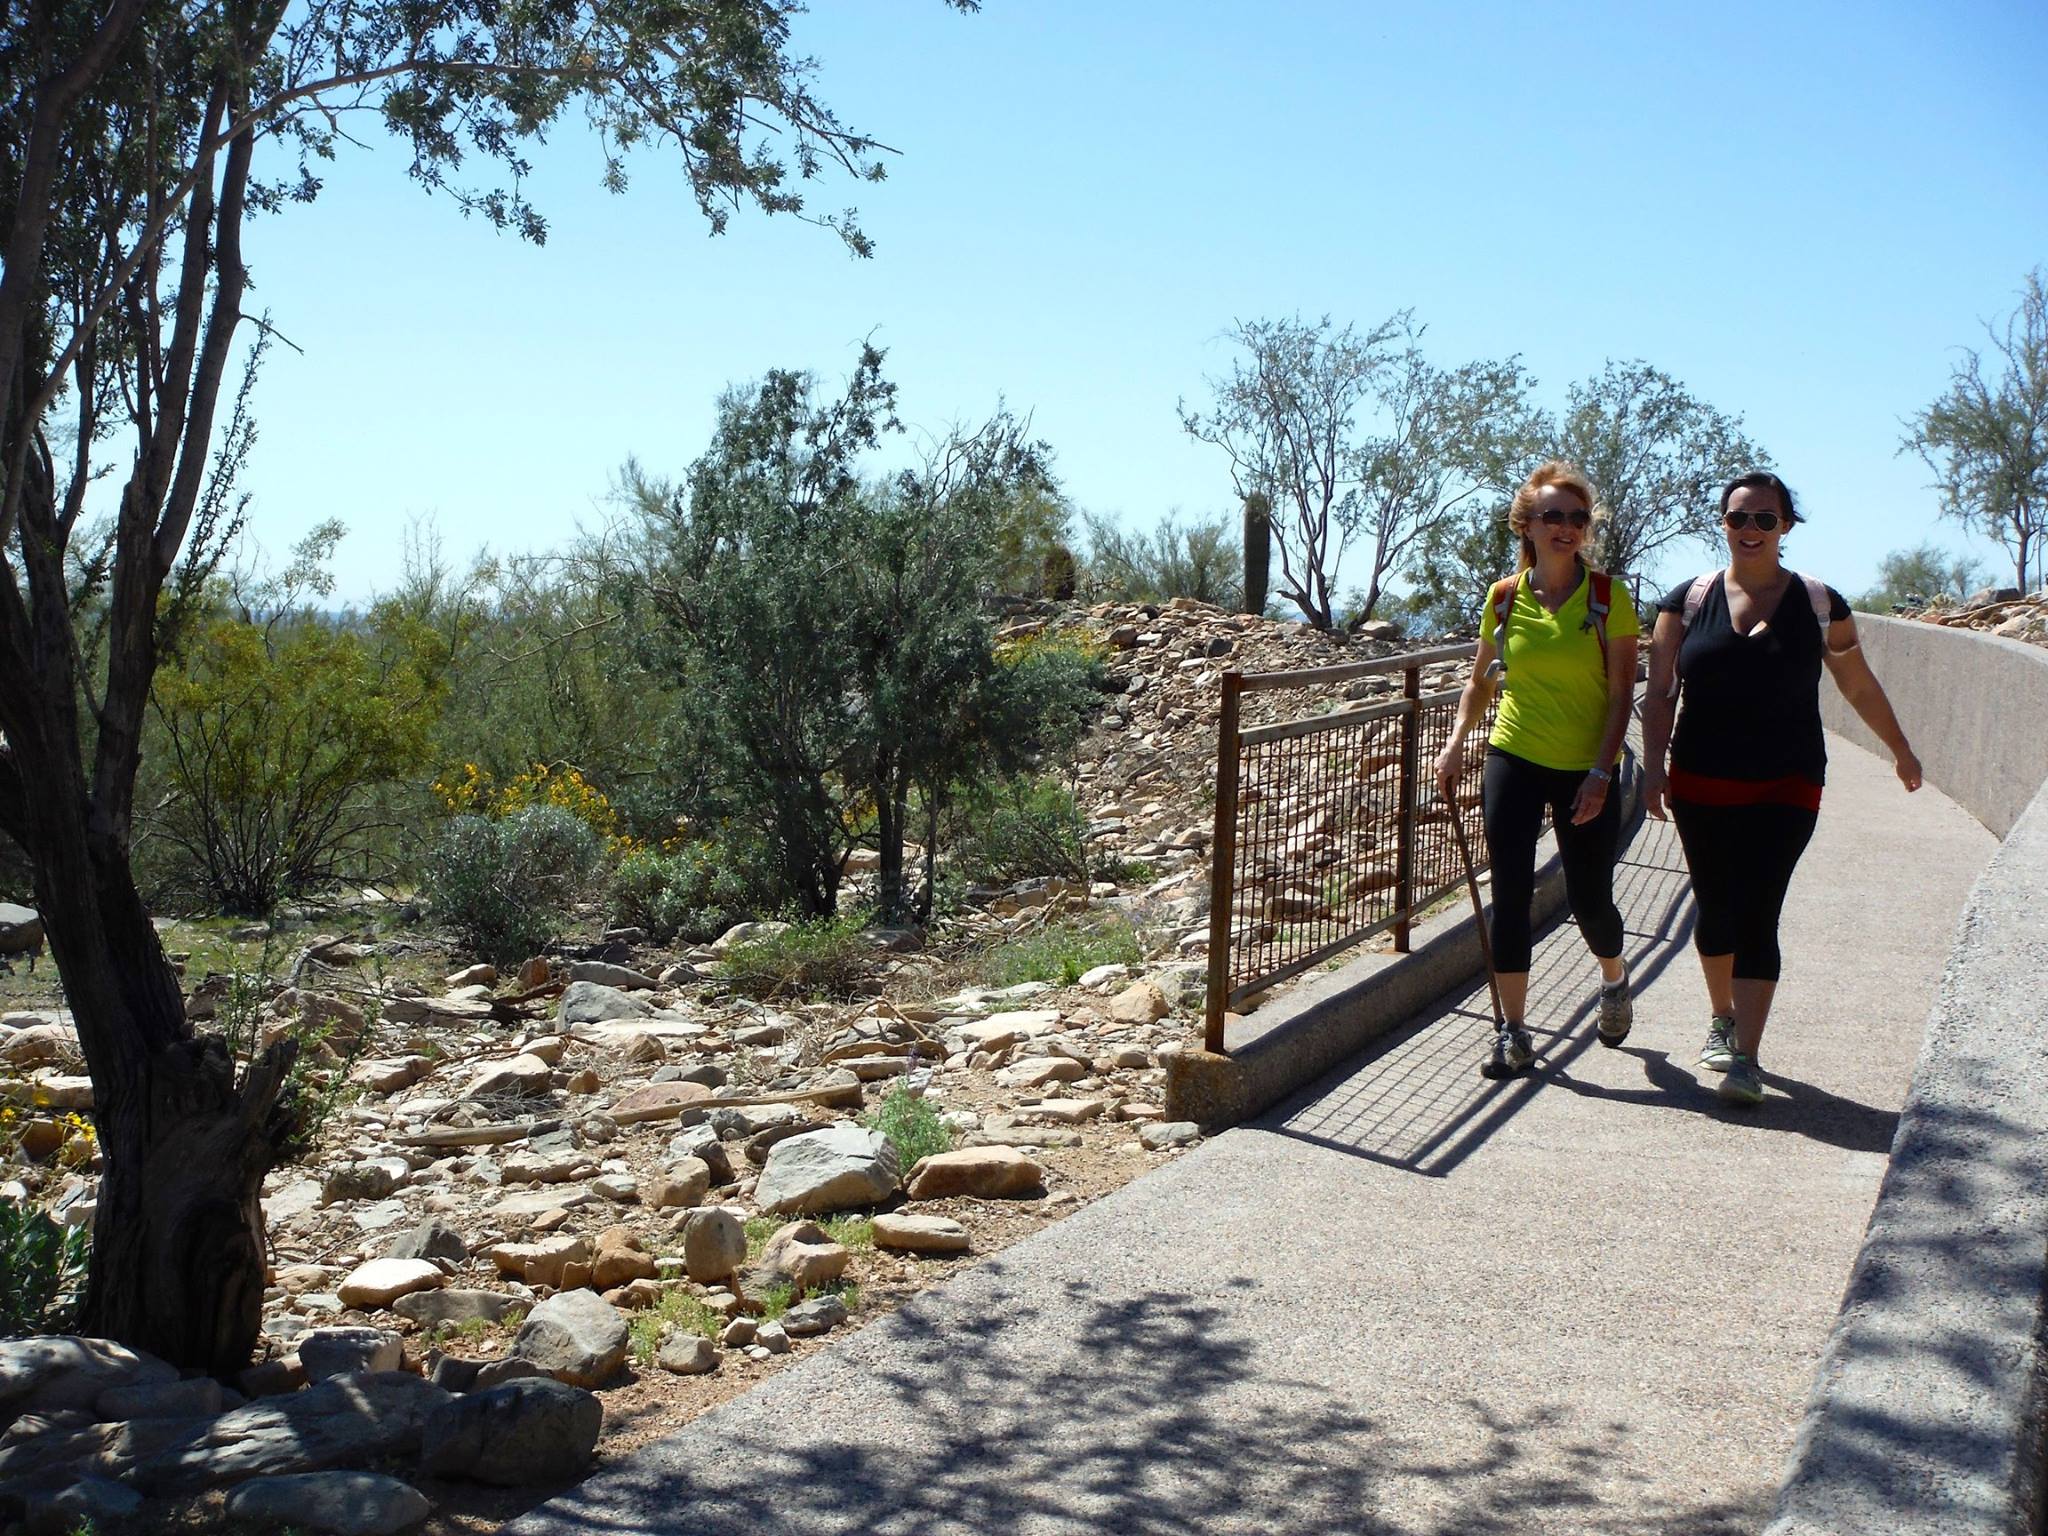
608, 833, 779, 943
1082, 509, 1241, 608
973, 914, 1142, 988
424, 805, 604, 964
951, 775, 1088, 887
0, 1197, 90, 1338
864, 1083, 953, 1169
720, 914, 875, 1000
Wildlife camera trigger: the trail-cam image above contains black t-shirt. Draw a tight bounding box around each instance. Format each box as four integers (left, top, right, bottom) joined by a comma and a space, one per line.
1657, 572, 1852, 783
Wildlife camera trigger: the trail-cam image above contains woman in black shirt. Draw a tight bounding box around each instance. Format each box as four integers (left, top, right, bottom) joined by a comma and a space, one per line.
1641, 472, 1922, 1105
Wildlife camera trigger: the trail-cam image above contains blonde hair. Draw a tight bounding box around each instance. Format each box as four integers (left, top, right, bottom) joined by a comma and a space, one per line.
1507, 461, 1609, 572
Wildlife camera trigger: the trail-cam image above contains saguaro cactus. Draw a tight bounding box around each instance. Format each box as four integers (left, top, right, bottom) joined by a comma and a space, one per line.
1242, 492, 1271, 615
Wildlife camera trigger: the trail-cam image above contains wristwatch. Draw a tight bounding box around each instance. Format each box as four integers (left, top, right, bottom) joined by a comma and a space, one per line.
1586, 766, 1611, 782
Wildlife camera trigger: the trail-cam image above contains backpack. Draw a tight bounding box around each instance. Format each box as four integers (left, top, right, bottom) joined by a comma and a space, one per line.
1484, 567, 1614, 683
1666, 570, 1835, 698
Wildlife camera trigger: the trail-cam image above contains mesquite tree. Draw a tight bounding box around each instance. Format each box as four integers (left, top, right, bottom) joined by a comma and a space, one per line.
0, 0, 974, 1373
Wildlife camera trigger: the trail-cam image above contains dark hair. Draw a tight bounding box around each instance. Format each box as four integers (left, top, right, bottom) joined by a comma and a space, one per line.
1719, 471, 1800, 525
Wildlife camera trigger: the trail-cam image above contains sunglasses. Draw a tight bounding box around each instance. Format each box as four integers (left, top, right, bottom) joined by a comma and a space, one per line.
1536, 507, 1592, 529
1724, 510, 1783, 532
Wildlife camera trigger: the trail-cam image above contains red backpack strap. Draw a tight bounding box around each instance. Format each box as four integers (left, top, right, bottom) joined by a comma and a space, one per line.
1585, 570, 1612, 670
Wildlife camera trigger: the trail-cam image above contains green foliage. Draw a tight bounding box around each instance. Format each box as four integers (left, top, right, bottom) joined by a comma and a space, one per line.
208, 941, 372, 1163
973, 914, 1142, 988
744, 1216, 778, 1260
721, 915, 875, 1000
424, 805, 605, 964
1396, 497, 1518, 636
820, 1215, 875, 1252
951, 775, 1088, 886
1856, 542, 1990, 613
863, 1083, 955, 1170
0, 1197, 91, 1338
987, 481, 1078, 596
1550, 360, 1768, 578
1900, 269, 2048, 592
628, 1290, 723, 1365
1082, 510, 1242, 608
142, 526, 446, 914
758, 1282, 795, 1322
622, 347, 1095, 923
609, 834, 779, 943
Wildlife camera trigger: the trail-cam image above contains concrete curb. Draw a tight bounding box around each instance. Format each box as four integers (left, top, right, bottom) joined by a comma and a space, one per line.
1767, 616, 2048, 1536
1166, 759, 1644, 1130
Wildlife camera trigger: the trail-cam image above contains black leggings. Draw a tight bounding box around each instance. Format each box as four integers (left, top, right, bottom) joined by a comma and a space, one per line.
1481, 747, 1624, 974
1670, 799, 1818, 982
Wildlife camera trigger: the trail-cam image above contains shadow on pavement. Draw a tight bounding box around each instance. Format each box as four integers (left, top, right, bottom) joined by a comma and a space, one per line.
503, 1272, 1771, 1536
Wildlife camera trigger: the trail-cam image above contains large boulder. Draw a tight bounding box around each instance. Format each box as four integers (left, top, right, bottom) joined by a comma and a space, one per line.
224, 1472, 431, 1536
0, 903, 43, 959
905, 1146, 1044, 1201
872, 1212, 970, 1254
753, 1123, 899, 1216
419, 1377, 602, 1486
509, 1290, 628, 1388
556, 982, 652, 1026
0, 1336, 176, 1417
133, 1372, 450, 1495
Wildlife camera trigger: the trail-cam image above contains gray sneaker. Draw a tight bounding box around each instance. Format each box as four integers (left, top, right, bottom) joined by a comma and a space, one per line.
1718, 1052, 1764, 1105
1480, 1025, 1536, 1079
1596, 977, 1633, 1046
1699, 1014, 1737, 1072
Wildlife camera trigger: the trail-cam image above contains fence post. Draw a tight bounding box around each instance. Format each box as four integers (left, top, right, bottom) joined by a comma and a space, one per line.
1203, 671, 1243, 1054
1393, 661, 1419, 952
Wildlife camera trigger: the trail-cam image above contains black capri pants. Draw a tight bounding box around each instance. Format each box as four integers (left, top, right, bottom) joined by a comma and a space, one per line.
1669, 799, 1818, 982
1481, 747, 1624, 974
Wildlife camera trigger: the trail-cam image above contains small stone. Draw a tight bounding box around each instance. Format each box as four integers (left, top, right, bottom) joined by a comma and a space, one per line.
719, 1317, 757, 1348
757, 1221, 851, 1290
336, 1258, 444, 1311
297, 1327, 403, 1383
485, 1234, 590, 1290
681, 1208, 748, 1284
590, 1226, 658, 1290
464, 1053, 553, 1100
446, 963, 497, 988
1140, 1120, 1202, 1150
872, 1212, 970, 1254
608, 1081, 714, 1126
225, 1472, 431, 1536
557, 981, 653, 1025
510, 1289, 629, 1387
656, 1334, 718, 1375
905, 1146, 1045, 1201
1108, 980, 1171, 1024
393, 1290, 526, 1329
516, 956, 553, 989
567, 961, 659, 991
994, 1056, 1087, 1090
383, 1218, 467, 1265
754, 1322, 791, 1355
564, 1068, 602, 1095
620, 1031, 667, 1064
646, 1155, 711, 1210
781, 1295, 848, 1338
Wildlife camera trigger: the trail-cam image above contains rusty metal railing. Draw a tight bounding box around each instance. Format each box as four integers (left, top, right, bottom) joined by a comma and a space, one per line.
1202, 643, 1492, 1051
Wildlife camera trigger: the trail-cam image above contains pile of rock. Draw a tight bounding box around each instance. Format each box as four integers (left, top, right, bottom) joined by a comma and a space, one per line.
1911, 588, 2048, 648
0, 1333, 601, 1534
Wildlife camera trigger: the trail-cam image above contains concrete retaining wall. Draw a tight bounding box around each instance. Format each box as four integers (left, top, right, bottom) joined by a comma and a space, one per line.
1768, 617, 2048, 1536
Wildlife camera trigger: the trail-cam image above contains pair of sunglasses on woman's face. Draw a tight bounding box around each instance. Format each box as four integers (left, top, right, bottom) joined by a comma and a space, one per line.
1725, 510, 1784, 532
1535, 507, 1591, 528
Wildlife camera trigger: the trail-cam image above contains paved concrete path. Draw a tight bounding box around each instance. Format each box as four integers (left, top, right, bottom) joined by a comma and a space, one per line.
505, 737, 1994, 1536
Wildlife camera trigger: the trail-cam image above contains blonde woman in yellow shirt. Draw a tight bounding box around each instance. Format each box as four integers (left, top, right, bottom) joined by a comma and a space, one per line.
1434, 462, 1640, 1078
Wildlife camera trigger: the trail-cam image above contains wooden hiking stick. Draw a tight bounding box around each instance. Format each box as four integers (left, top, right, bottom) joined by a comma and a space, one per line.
1439, 786, 1507, 1031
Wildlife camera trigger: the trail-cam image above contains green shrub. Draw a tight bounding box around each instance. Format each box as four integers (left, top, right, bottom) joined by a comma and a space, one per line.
974, 914, 1141, 988
609, 834, 778, 944
0, 1197, 90, 1338
424, 804, 604, 964
953, 775, 1087, 886
864, 1083, 954, 1170
721, 914, 874, 1000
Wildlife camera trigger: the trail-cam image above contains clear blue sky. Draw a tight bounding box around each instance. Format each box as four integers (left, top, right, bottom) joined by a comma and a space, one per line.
238, 0, 2048, 607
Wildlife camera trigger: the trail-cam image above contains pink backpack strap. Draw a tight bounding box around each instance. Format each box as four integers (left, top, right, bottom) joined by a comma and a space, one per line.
1791, 571, 1839, 649
1669, 572, 1719, 698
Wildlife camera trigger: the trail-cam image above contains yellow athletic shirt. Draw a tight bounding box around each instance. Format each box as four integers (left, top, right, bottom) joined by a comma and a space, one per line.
1480, 569, 1640, 772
